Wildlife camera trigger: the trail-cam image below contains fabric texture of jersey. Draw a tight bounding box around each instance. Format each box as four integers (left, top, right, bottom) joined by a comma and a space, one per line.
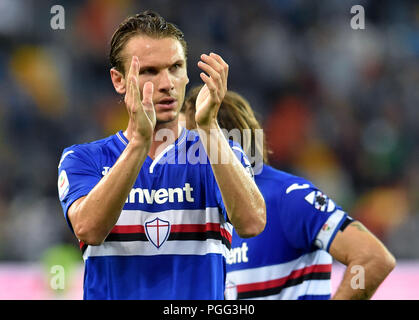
225, 164, 348, 300
57, 128, 252, 300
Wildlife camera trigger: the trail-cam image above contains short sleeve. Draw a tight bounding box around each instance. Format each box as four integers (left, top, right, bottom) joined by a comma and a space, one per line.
279, 179, 348, 252
57, 146, 102, 232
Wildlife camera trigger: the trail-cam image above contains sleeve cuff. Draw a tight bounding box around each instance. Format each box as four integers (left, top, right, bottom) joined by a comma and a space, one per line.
314, 209, 347, 252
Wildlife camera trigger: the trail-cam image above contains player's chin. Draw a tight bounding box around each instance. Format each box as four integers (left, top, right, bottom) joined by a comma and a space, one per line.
155, 110, 178, 124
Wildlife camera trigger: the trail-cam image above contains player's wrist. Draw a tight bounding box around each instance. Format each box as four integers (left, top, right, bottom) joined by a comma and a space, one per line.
128, 135, 152, 151
196, 118, 219, 132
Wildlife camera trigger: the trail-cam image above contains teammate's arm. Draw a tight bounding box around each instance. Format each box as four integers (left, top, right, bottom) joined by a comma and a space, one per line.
195, 53, 266, 238
68, 56, 155, 246
329, 220, 396, 299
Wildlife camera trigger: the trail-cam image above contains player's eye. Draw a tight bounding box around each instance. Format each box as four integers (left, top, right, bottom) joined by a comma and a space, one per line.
170, 63, 183, 72
140, 67, 157, 75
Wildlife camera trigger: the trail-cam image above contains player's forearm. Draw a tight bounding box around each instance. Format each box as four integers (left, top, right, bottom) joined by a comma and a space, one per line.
197, 122, 266, 238
332, 253, 396, 300
71, 138, 150, 245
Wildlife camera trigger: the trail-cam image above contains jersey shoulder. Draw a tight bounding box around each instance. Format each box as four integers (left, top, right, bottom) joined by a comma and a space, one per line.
58, 133, 121, 173
257, 165, 347, 251
60, 134, 117, 161
255, 164, 315, 193
256, 165, 339, 213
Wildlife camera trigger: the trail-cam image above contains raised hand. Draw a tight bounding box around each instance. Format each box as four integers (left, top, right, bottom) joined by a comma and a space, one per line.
124, 55, 156, 142
195, 53, 229, 129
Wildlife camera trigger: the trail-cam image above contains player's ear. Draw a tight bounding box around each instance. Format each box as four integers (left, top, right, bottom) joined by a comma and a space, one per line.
110, 68, 126, 95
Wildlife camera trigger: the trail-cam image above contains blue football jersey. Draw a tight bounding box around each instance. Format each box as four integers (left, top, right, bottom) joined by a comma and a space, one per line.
57, 128, 252, 300
225, 164, 348, 300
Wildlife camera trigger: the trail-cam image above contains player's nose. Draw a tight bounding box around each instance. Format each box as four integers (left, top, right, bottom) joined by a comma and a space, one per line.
157, 70, 175, 92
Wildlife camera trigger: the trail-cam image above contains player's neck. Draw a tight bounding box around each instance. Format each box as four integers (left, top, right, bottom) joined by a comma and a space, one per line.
148, 120, 182, 160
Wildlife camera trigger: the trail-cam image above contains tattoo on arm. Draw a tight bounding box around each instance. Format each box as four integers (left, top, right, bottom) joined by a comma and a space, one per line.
350, 222, 368, 232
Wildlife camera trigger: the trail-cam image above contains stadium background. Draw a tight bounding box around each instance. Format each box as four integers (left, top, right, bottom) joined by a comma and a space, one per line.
0, 0, 418, 299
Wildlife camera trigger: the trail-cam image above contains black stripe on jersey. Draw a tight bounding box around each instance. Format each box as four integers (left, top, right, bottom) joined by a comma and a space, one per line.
237, 272, 331, 300
81, 243, 88, 254
105, 233, 148, 242
168, 231, 231, 250
103, 231, 231, 249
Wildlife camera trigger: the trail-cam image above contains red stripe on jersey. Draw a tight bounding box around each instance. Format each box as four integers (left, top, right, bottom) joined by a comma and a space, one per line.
237, 264, 332, 293
220, 227, 232, 243
170, 223, 213, 233
111, 225, 146, 234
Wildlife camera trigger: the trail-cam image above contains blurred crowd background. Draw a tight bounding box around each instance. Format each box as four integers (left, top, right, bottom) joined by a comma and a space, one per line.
0, 0, 418, 296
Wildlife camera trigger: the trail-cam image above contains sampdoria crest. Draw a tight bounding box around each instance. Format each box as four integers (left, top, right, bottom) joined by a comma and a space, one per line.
145, 217, 171, 249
